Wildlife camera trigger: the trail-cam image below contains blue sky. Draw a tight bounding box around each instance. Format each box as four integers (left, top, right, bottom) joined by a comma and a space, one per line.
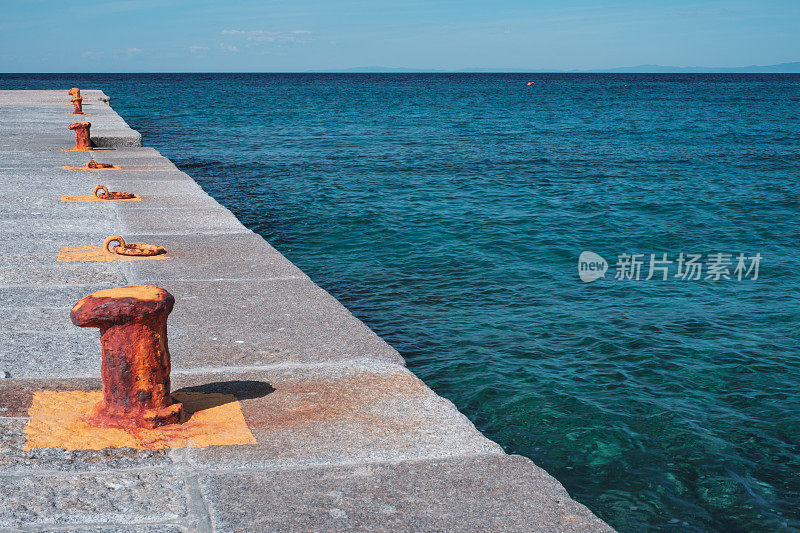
1, 0, 798, 72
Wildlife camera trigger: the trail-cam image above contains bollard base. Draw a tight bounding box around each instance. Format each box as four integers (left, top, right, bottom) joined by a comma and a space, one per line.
86, 399, 184, 430
61, 164, 122, 171
61, 194, 140, 202
57, 245, 171, 261
23, 390, 256, 450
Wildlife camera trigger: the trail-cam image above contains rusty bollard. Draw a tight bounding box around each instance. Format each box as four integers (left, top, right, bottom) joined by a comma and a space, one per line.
72, 97, 84, 115
71, 286, 184, 429
68, 121, 92, 150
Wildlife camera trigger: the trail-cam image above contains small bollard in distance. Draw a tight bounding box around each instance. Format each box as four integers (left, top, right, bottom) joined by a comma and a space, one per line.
71, 285, 184, 429
71, 97, 84, 115
68, 121, 92, 150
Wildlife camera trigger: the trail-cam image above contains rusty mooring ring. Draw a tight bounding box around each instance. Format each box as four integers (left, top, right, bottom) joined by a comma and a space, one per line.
93, 185, 136, 200
87, 160, 115, 169
103, 235, 166, 257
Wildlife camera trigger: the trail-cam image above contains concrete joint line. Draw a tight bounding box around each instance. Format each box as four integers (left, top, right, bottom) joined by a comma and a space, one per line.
0, 359, 410, 381
184, 472, 214, 533
0, 462, 182, 478
171, 358, 409, 376
13, 521, 185, 532
129, 276, 306, 284
185, 451, 509, 477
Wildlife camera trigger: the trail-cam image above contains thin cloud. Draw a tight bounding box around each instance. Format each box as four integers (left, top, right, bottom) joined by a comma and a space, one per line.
125, 47, 142, 55
220, 43, 239, 53
189, 46, 209, 53
220, 29, 313, 44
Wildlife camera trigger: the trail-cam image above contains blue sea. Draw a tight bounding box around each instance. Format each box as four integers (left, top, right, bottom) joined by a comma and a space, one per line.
3, 73, 799, 531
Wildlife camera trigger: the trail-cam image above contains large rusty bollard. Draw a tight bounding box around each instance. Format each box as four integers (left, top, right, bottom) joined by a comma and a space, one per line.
71, 286, 184, 429
72, 97, 84, 115
68, 121, 92, 150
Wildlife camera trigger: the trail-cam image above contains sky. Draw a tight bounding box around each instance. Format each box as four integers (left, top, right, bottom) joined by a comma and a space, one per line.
0, 0, 798, 72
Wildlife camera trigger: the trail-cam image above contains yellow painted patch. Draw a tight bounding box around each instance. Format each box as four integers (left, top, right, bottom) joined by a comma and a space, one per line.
91, 285, 168, 300
24, 390, 256, 450
57, 246, 172, 262
61, 164, 121, 171
60, 194, 140, 202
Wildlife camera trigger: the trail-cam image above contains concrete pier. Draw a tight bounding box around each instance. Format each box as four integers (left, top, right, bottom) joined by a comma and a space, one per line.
0, 90, 612, 531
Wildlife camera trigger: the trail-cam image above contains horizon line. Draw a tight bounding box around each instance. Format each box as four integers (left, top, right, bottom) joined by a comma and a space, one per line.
2, 60, 800, 75
2, 71, 800, 74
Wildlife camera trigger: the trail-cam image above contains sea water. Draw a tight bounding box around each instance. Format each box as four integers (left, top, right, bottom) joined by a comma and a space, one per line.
3, 73, 798, 531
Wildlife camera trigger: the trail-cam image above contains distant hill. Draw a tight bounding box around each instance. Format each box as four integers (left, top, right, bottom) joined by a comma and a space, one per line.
596, 62, 800, 73
312, 66, 446, 73
310, 62, 800, 74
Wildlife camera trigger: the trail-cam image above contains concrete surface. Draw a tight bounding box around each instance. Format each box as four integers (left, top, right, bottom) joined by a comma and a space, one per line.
0, 89, 613, 532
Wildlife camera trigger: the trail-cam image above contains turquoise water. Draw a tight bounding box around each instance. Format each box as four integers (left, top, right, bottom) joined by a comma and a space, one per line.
3, 73, 799, 531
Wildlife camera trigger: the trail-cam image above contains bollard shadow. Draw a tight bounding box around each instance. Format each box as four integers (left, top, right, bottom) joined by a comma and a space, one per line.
173, 380, 275, 416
